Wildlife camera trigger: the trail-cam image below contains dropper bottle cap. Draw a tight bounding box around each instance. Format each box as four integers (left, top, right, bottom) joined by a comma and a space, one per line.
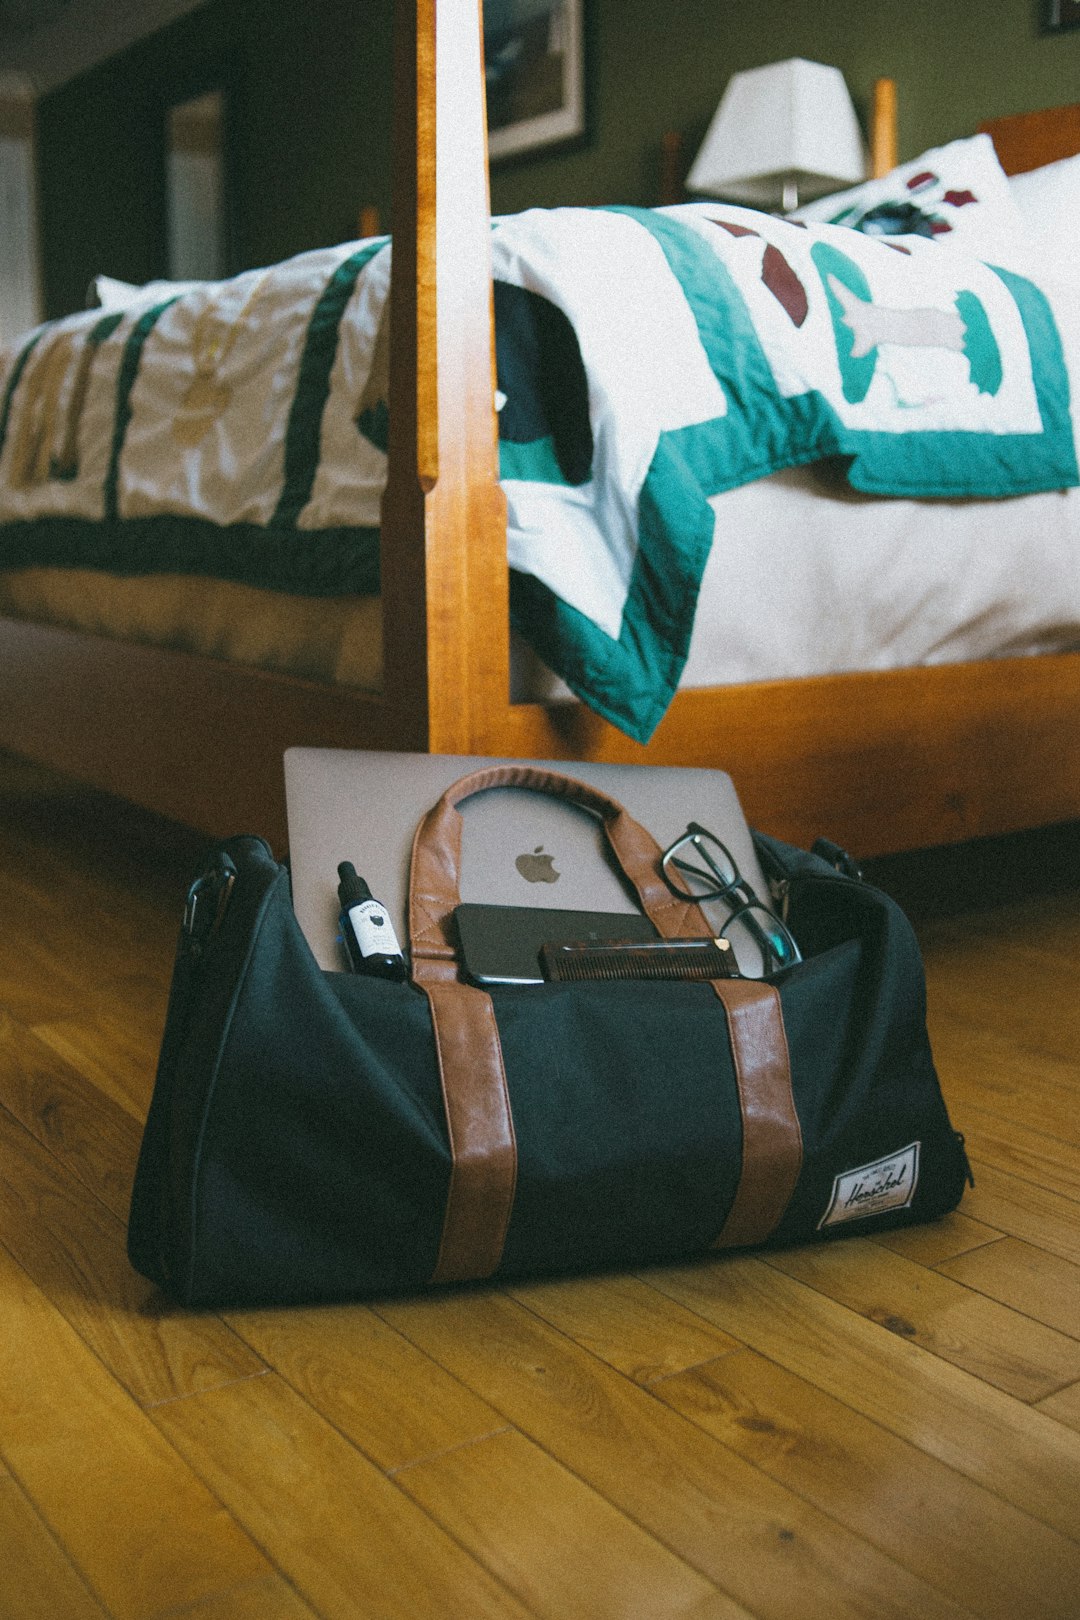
337, 861, 372, 907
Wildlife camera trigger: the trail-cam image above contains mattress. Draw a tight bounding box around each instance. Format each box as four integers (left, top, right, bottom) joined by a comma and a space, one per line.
4, 462, 1078, 701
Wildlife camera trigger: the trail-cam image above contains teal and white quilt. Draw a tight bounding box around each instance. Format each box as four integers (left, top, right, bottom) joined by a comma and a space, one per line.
496, 204, 1076, 739
0, 204, 1076, 741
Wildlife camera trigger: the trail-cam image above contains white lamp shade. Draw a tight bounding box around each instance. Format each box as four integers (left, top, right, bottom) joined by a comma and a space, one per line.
686, 58, 867, 208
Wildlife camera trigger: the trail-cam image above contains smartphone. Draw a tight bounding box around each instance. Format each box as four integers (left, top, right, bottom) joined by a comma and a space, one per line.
453, 903, 657, 986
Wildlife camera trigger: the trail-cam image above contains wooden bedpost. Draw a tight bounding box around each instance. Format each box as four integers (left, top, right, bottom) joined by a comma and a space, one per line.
380, 0, 510, 754
871, 77, 897, 177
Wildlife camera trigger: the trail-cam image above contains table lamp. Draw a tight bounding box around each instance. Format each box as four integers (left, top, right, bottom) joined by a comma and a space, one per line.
686, 58, 867, 212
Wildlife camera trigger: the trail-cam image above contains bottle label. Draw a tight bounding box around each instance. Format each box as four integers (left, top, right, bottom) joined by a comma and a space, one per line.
348, 899, 403, 960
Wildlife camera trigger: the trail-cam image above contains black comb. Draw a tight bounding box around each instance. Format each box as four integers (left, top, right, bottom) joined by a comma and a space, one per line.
541, 937, 738, 982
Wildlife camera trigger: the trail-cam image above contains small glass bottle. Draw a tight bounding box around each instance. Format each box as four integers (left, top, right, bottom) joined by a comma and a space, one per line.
336, 862, 407, 981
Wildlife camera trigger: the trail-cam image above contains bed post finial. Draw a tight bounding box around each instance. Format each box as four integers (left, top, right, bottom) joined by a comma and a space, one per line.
871, 77, 897, 177
380, 0, 510, 754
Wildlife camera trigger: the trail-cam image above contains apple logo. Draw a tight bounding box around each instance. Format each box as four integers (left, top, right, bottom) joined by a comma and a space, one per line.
515, 845, 560, 884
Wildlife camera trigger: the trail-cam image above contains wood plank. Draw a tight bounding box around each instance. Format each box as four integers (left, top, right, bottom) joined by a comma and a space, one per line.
953, 978, 1080, 1062
925, 933, 1080, 1056
507, 1272, 741, 1385
654, 1346, 1080, 1620
0, 1468, 110, 1620
396, 1426, 747, 1620
1038, 1382, 1080, 1437
151, 1372, 533, 1620
645, 1253, 1080, 1542
0, 752, 204, 926
961, 1163, 1080, 1268
0, 1240, 270, 1620
0, 1103, 267, 1408
30, 971, 168, 1120
0, 812, 185, 976
937, 1238, 1080, 1341
378, 1290, 972, 1620
872, 1212, 1002, 1266
932, 1018, 1080, 1107
145, 1575, 322, 1620
939, 1047, 1079, 1153
223, 1302, 507, 1473
0, 1012, 142, 1221
958, 1106, 1080, 1203
0, 791, 180, 955
765, 1238, 1080, 1402
924, 889, 1076, 948
0, 923, 103, 1028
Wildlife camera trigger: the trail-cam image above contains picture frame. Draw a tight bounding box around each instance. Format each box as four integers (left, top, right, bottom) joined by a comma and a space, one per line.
1044, 0, 1080, 31
485, 0, 587, 163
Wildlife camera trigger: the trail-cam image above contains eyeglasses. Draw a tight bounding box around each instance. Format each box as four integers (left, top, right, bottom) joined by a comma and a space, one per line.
660, 822, 801, 976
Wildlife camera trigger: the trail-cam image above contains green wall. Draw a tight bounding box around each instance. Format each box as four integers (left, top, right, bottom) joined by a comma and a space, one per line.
35, 0, 1080, 317
490, 0, 1080, 212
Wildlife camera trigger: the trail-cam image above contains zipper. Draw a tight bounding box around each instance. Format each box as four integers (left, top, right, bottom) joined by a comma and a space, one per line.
149, 848, 238, 1288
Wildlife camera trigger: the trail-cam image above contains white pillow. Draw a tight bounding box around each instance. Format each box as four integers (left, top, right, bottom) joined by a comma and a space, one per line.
89, 273, 203, 311
793, 134, 1032, 269
1009, 152, 1080, 284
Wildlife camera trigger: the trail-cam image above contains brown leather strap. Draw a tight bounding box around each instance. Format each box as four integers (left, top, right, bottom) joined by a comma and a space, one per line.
409, 763, 709, 980
424, 981, 517, 1284
710, 979, 802, 1249
408, 763, 714, 1283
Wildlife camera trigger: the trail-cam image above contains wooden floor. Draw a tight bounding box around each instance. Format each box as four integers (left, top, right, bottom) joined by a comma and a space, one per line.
1, 749, 1078, 1620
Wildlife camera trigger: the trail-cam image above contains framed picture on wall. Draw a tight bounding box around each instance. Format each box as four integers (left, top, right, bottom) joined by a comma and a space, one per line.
485, 0, 587, 163
1044, 0, 1080, 31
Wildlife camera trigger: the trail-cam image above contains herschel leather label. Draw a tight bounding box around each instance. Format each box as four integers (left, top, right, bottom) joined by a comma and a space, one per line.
817, 1141, 921, 1229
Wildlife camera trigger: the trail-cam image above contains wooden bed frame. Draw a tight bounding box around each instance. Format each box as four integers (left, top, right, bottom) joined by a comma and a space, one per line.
2, 1, 1079, 857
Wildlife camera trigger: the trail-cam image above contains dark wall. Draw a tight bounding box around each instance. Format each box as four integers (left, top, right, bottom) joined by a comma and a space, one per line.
490, 0, 1080, 213
35, 0, 1080, 317
36, 0, 394, 316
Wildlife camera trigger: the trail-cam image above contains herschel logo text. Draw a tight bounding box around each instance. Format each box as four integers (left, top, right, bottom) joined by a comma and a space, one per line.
818, 1143, 921, 1230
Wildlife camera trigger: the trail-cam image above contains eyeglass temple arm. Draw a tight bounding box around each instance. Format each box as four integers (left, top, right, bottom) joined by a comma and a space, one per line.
688, 832, 736, 890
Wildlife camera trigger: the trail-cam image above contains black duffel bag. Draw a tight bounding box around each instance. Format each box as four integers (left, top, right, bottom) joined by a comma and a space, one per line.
128, 764, 970, 1307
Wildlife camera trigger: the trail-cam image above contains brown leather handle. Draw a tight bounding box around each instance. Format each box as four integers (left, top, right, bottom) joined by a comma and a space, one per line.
408, 763, 710, 983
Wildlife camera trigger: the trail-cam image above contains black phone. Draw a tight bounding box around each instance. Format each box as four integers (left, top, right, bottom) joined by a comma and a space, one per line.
453, 903, 657, 986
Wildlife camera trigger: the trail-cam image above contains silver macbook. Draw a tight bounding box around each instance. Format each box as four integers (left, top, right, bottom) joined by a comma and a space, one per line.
284, 749, 777, 977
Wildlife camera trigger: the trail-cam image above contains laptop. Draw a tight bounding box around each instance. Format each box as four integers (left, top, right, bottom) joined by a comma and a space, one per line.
283, 749, 778, 978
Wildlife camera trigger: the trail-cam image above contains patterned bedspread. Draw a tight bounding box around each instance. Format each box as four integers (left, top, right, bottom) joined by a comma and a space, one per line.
1, 205, 1075, 739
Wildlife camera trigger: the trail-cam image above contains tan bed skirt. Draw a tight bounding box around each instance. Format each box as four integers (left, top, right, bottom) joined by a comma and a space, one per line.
0, 567, 385, 692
